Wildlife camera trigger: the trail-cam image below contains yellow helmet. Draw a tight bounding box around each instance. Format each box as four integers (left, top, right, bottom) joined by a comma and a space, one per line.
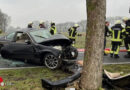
74, 24, 79, 27
29, 22, 33, 25
123, 17, 128, 21
51, 22, 55, 26
40, 21, 44, 24
115, 20, 121, 24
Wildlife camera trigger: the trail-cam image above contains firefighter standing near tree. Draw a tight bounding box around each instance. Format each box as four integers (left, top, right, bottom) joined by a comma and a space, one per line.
68, 24, 80, 46
122, 17, 128, 27
104, 21, 110, 55
122, 18, 130, 58
50, 22, 57, 35
110, 20, 124, 58
122, 17, 128, 49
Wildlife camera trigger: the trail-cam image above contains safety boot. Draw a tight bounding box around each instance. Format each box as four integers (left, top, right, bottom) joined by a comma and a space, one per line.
114, 54, 119, 58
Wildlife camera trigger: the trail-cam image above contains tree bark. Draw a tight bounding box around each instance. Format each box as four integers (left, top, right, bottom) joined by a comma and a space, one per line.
80, 0, 106, 90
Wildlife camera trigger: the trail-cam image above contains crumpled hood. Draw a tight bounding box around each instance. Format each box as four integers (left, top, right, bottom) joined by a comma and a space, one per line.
38, 34, 71, 46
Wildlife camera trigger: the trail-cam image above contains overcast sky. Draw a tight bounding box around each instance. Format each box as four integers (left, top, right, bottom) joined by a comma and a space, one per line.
0, 0, 130, 27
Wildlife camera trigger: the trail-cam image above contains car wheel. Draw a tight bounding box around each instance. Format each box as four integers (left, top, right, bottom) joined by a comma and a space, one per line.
1, 50, 8, 59
0, 44, 3, 53
43, 53, 62, 69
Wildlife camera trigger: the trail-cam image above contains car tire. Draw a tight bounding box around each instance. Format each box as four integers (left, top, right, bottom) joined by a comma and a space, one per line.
0, 44, 3, 53
43, 53, 62, 69
1, 50, 8, 59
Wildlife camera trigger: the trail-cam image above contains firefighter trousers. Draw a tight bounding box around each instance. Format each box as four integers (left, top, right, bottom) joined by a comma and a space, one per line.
124, 37, 130, 54
110, 42, 121, 55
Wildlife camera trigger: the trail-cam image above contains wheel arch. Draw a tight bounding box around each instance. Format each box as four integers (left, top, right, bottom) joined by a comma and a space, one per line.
40, 50, 60, 62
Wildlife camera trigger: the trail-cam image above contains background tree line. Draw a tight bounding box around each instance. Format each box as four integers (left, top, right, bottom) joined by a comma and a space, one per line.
0, 9, 10, 32
56, 16, 124, 33
5, 16, 124, 33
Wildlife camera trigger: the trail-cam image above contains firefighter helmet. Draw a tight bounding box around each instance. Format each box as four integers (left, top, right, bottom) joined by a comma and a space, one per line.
115, 20, 121, 24
40, 21, 44, 24
74, 24, 79, 27
123, 17, 128, 21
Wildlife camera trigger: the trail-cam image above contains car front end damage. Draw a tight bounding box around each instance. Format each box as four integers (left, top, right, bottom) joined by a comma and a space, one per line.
51, 45, 79, 71
52, 45, 78, 60
38, 34, 78, 61
38, 35, 78, 69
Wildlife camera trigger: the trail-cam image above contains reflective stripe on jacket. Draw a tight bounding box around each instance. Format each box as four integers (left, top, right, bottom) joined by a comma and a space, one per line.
68, 27, 77, 39
110, 24, 123, 42
50, 26, 57, 35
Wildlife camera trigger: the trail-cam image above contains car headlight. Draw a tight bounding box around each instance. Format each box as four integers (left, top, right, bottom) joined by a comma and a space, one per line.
53, 46, 62, 50
58, 54, 61, 58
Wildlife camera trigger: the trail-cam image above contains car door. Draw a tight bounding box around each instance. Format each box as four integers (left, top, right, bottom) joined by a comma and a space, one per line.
8, 43, 35, 59
8, 32, 36, 60
0, 32, 16, 48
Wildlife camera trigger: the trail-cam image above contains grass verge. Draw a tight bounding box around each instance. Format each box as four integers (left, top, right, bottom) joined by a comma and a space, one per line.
0, 67, 70, 90
0, 64, 130, 89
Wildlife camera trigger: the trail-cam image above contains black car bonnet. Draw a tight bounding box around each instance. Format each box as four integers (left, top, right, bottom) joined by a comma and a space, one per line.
38, 34, 71, 46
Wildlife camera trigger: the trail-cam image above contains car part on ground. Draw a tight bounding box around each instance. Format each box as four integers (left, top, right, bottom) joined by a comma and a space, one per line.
42, 62, 130, 90
41, 72, 81, 89
103, 70, 130, 89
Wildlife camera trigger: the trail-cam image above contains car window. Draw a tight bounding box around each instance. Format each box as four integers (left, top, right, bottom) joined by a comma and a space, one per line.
6, 32, 15, 41
29, 30, 51, 43
16, 33, 23, 37
15, 32, 31, 43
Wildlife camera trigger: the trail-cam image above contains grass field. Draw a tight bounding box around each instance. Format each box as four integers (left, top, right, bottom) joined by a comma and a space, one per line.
0, 68, 70, 90
0, 64, 130, 90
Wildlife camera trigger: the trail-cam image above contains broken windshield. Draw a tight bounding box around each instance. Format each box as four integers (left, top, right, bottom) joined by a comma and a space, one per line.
29, 30, 51, 43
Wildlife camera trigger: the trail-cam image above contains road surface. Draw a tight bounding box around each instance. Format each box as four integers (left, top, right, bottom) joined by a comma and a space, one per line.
0, 52, 130, 68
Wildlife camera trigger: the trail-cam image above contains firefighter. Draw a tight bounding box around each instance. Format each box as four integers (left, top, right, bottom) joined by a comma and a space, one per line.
68, 24, 80, 46
50, 22, 57, 35
122, 18, 130, 58
110, 20, 124, 58
27, 22, 33, 28
122, 17, 128, 52
39, 21, 46, 28
122, 17, 128, 26
104, 21, 110, 55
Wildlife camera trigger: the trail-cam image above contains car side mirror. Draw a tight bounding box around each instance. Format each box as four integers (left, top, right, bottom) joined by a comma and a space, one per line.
25, 40, 31, 44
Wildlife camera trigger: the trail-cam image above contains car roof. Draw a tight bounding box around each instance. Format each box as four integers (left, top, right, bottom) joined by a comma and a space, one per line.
15, 28, 48, 33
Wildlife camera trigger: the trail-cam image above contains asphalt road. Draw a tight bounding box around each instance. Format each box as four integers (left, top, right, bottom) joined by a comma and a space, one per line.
78, 52, 130, 64
0, 52, 130, 68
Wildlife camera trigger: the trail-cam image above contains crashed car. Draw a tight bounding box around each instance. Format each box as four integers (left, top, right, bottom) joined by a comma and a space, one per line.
0, 29, 78, 69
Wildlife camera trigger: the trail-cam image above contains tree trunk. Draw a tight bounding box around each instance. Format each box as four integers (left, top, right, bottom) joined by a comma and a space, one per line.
80, 0, 106, 90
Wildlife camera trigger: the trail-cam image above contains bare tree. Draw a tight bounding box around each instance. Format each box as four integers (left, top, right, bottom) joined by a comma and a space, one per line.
79, 0, 106, 89
0, 9, 10, 32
